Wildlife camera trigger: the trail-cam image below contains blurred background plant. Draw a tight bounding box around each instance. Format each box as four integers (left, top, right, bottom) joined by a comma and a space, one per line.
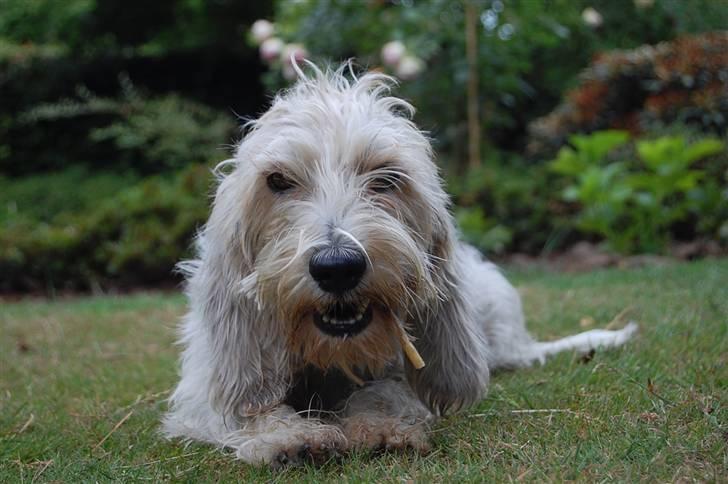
1, 0, 726, 292
550, 131, 725, 253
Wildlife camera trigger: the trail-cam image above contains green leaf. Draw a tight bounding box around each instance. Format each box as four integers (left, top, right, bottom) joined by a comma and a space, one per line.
610, 183, 633, 203
634, 192, 656, 208
637, 136, 683, 171
549, 147, 585, 175
570, 130, 630, 164
563, 185, 580, 201
674, 171, 703, 192
682, 138, 725, 164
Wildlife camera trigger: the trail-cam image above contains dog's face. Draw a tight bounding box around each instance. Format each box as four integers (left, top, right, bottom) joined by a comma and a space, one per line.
224, 72, 453, 377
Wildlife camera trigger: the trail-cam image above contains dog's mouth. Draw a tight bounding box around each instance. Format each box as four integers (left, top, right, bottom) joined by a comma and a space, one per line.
313, 300, 373, 337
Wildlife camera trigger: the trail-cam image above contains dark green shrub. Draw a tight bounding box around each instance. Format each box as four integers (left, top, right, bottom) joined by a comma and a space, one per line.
550, 130, 725, 253
0, 167, 139, 225
455, 206, 513, 255
0, 164, 213, 292
448, 156, 571, 255
18, 79, 237, 174
264, 0, 728, 156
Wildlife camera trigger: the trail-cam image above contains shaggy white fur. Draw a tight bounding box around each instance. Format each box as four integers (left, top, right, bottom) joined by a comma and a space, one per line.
163, 63, 637, 467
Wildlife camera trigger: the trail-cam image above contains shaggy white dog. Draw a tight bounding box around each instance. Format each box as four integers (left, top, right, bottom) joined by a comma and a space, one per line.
163, 63, 637, 466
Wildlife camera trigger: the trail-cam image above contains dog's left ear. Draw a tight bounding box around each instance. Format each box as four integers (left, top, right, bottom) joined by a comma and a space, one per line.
405, 207, 491, 415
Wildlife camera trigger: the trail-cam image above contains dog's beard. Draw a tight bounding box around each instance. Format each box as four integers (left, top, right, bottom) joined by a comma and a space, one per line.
289, 305, 402, 380
239, 220, 436, 379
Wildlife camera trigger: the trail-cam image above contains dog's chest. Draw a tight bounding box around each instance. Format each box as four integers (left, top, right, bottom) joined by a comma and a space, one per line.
284, 365, 359, 413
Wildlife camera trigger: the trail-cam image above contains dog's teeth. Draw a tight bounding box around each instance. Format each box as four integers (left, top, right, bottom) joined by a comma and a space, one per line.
323, 315, 330, 323
355, 312, 363, 321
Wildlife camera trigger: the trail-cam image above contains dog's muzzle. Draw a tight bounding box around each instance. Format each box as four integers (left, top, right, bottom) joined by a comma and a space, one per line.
309, 246, 371, 337
313, 300, 373, 337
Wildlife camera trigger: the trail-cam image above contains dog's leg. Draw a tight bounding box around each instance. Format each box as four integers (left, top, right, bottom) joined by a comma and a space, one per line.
165, 256, 347, 467
164, 359, 346, 468
338, 378, 433, 453
226, 406, 346, 466
165, 401, 346, 467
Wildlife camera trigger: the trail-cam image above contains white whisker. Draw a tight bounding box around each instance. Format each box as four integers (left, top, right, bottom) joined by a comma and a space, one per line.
334, 227, 374, 273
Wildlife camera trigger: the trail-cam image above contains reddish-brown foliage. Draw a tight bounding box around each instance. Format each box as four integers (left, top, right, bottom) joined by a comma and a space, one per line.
527, 32, 728, 156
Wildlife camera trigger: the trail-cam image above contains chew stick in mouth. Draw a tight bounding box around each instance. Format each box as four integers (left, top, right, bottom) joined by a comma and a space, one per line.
397, 322, 425, 369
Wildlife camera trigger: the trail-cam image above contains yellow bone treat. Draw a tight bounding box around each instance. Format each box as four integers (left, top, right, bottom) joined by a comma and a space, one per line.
397, 323, 425, 369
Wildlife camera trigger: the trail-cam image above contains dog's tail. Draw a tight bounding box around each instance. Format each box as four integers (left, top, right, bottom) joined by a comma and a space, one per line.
495, 322, 639, 369
530, 322, 638, 362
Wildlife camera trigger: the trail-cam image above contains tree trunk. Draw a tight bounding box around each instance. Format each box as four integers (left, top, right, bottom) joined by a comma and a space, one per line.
465, 0, 481, 169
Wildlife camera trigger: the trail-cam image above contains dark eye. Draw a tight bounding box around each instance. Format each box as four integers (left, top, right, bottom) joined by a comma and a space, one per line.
266, 172, 295, 193
370, 171, 402, 193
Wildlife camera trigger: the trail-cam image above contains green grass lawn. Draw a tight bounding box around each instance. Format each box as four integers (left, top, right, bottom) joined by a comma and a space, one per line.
1, 259, 726, 482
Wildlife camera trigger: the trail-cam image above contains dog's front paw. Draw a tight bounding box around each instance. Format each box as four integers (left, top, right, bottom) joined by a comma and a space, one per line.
270, 426, 347, 468
235, 423, 346, 468
342, 416, 430, 454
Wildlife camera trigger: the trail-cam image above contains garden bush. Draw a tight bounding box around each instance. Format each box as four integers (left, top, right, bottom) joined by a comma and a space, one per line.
448, 156, 572, 255
527, 31, 728, 157
12, 78, 237, 175
449, 128, 726, 257
0, 167, 139, 225
550, 130, 726, 253
0, 0, 268, 176
0, 164, 213, 292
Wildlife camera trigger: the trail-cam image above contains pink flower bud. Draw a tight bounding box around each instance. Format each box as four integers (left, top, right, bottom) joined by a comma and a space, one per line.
581, 8, 603, 28
281, 43, 308, 65
251, 19, 275, 44
634, 0, 654, 8
395, 55, 424, 80
381, 41, 406, 67
260, 37, 283, 62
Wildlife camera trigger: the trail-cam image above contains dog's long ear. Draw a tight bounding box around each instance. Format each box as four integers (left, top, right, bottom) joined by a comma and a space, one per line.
405, 210, 491, 415
188, 176, 291, 422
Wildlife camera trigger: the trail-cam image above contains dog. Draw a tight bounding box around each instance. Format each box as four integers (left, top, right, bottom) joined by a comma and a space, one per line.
162, 63, 637, 466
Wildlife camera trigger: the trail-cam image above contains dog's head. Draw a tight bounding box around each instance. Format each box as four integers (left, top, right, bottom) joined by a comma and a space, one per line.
213, 64, 455, 380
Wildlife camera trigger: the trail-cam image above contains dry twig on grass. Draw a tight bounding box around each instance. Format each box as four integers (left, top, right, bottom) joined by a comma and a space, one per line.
93, 410, 134, 451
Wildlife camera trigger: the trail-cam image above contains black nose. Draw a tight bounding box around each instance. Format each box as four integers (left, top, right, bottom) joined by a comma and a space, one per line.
309, 246, 367, 294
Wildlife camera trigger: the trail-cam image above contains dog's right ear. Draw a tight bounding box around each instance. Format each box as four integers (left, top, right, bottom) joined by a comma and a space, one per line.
188, 250, 291, 421
202, 268, 290, 419
188, 174, 291, 422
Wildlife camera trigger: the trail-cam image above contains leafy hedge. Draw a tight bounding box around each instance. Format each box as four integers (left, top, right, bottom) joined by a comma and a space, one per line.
3, 74, 237, 175
452, 129, 727, 256
549, 131, 726, 253
0, 0, 268, 176
0, 168, 139, 225
0, 164, 212, 292
527, 32, 728, 157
